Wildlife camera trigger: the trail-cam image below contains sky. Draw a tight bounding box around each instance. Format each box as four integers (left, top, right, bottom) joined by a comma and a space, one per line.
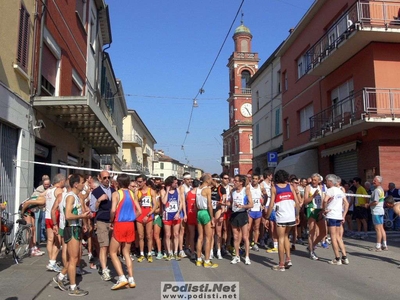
106, 0, 315, 174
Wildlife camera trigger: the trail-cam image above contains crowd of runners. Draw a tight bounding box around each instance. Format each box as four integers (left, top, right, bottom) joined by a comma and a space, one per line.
8, 169, 400, 296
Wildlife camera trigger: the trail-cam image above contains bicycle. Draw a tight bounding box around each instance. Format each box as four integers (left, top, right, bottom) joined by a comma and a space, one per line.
1, 211, 33, 264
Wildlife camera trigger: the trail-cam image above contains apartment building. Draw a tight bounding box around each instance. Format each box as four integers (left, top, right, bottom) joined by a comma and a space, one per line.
122, 110, 157, 176
249, 45, 283, 175
276, 0, 400, 182
0, 0, 127, 213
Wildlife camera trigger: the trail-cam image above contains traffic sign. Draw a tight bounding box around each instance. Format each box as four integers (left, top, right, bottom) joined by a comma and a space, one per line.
267, 152, 278, 167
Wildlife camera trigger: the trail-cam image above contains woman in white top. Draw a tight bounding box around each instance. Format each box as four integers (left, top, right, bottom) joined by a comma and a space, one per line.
322, 174, 349, 265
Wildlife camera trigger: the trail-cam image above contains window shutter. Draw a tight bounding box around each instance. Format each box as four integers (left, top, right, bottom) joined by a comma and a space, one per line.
17, 5, 30, 71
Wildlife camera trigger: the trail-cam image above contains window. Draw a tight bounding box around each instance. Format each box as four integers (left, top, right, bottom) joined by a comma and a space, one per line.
256, 91, 260, 111
283, 71, 288, 91
331, 79, 354, 118
285, 118, 290, 140
299, 104, 314, 132
249, 135, 253, 153
297, 52, 310, 79
234, 136, 239, 154
17, 4, 30, 72
255, 123, 259, 146
71, 69, 83, 96
160, 163, 164, 170
241, 70, 251, 94
89, 10, 96, 51
274, 108, 281, 136
76, 0, 87, 24
277, 70, 281, 94
41, 44, 58, 96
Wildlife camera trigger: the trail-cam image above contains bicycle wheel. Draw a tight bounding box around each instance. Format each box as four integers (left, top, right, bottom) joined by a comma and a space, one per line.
13, 226, 31, 261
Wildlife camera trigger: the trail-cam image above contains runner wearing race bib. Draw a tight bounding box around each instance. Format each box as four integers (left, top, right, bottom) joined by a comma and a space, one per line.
135, 175, 157, 263
248, 174, 264, 252
210, 174, 226, 260
161, 176, 182, 261
304, 173, 327, 261
368, 176, 387, 252
229, 175, 253, 266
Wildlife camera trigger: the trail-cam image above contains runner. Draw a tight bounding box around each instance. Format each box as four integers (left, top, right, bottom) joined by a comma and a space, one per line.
266, 170, 299, 271
262, 170, 278, 253
64, 174, 91, 296
178, 172, 191, 258
210, 174, 226, 260
195, 173, 218, 268
109, 174, 142, 290
135, 174, 156, 263
220, 172, 232, 256
230, 174, 254, 265
186, 179, 200, 260
248, 173, 264, 252
322, 174, 349, 265
304, 173, 326, 260
160, 176, 183, 261
367, 176, 387, 252
353, 177, 369, 239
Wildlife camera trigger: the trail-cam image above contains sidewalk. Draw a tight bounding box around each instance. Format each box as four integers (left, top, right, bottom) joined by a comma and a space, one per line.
0, 243, 51, 300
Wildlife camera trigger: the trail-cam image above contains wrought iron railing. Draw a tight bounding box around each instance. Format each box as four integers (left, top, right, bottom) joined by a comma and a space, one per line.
305, 1, 400, 73
310, 87, 400, 139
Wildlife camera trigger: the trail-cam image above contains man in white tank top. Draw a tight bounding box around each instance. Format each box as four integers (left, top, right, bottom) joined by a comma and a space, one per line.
45, 174, 66, 272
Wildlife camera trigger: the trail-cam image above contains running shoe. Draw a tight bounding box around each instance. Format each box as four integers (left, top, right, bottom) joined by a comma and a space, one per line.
266, 247, 278, 253
101, 268, 112, 281
46, 263, 62, 273
156, 252, 164, 260
271, 265, 285, 271
244, 257, 251, 265
190, 253, 196, 260
252, 244, 259, 252
53, 275, 68, 291
179, 250, 187, 258
341, 257, 349, 265
216, 251, 223, 260
137, 255, 146, 263
196, 259, 203, 267
162, 252, 167, 259
310, 252, 319, 261
296, 238, 305, 245
128, 278, 136, 288
147, 255, 153, 263
250, 241, 255, 247
68, 286, 89, 296
32, 249, 44, 257
284, 260, 293, 269
175, 254, 181, 261
151, 250, 156, 256
230, 256, 240, 264
328, 258, 342, 265
165, 254, 173, 261
203, 261, 218, 268
111, 279, 128, 290
321, 242, 329, 249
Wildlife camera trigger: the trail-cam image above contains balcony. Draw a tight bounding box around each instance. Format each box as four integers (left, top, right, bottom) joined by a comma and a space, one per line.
310, 87, 400, 141
32, 94, 120, 154
100, 155, 113, 165
305, 1, 400, 76
122, 133, 143, 147
143, 145, 152, 157
122, 162, 143, 171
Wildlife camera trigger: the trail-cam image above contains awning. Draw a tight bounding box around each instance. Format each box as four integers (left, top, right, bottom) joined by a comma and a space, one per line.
32, 95, 120, 154
320, 141, 357, 158
275, 149, 318, 179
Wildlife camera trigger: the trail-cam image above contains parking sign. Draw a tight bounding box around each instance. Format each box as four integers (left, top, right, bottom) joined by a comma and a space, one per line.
267, 152, 278, 167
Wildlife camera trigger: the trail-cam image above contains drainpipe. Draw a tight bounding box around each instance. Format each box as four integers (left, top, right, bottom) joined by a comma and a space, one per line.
36, 0, 47, 98
29, 0, 39, 102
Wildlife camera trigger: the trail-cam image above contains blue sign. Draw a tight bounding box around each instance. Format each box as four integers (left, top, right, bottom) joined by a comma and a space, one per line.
267, 152, 278, 167
267, 152, 278, 163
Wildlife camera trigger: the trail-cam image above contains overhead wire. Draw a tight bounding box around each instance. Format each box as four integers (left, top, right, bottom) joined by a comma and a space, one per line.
180, 0, 245, 165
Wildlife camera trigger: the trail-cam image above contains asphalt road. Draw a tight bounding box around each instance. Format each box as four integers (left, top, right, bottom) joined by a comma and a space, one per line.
33, 233, 400, 300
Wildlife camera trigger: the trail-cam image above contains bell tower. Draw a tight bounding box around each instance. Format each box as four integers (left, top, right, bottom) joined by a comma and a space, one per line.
221, 21, 259, 176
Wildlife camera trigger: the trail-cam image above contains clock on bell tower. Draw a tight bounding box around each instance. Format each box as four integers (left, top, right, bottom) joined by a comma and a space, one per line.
221, 20, 259, 177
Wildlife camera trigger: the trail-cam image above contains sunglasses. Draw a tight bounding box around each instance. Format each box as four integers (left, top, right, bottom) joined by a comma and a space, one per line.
137, 181, 144, 183
223, 177, 229, 180
102, 176, 111, 180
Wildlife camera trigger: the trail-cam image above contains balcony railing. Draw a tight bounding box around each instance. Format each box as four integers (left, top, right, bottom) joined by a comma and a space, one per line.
122, 133, 143, 146
122, 162, 143, 171
310, 87, 400, 139
305, 1, 400, 73
143, 146, 152, 156
100, 155, 113, 165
